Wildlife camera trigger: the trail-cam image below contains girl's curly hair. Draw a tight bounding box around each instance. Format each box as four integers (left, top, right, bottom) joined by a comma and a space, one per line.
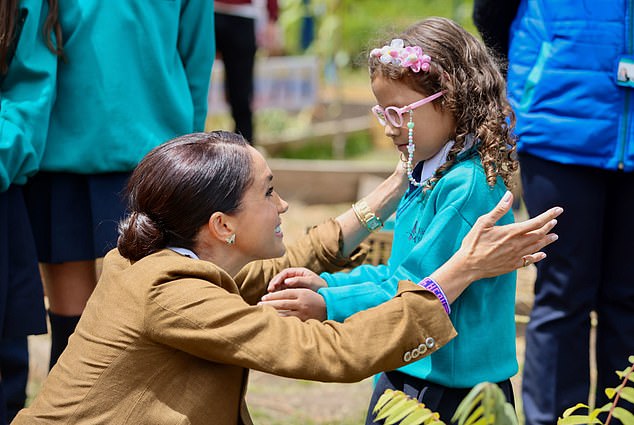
368, 17, 518, 191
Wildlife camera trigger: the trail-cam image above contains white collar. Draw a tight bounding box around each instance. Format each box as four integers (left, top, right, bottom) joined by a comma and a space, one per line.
418, 134, 476, 183
168, 247, 200, 259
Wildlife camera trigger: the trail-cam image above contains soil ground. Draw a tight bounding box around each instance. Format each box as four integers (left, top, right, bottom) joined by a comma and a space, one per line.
26, 202, 537, 424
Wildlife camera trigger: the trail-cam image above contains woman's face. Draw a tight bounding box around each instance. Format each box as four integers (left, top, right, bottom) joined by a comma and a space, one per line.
231, 146, 289, 262
371, 75, 456, 164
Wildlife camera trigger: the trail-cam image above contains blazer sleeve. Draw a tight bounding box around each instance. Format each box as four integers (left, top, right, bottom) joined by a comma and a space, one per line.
178, 0, 214, 131
234, 219, 367, 305
0, 1, 57, 191
145, 278, 456, 382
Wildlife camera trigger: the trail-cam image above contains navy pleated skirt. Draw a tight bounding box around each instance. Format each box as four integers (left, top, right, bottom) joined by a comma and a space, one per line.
0, 186, 47, 338
23, 172, 130, 263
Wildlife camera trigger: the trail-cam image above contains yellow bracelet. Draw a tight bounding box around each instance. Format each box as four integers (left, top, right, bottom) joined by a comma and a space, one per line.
352, 199, 383, 233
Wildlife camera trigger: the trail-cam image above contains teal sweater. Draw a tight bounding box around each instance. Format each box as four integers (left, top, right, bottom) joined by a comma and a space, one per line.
318, 155, 518, 387
42, 0, 214, 173
0, 0, 57, 190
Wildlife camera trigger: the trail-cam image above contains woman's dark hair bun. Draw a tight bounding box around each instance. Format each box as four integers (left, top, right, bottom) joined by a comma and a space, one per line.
117, 211, 166, 261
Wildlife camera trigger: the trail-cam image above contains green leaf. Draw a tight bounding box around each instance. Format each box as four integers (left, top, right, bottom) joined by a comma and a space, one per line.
375, 397, 416, 422
463, 405, 484, 425
616, 367, 634, 382
557, 414, 601, 425
373, 389, 397, 413
452, 385, 485, 423
616, 386, 634, 404
383, 402, 419, 425
399, 406, 436, 425
611, 406, 634, 425
498, 404, 520, 425
628, 355, 634, 365
561, 403, 590, 418
605, 388, 617, 400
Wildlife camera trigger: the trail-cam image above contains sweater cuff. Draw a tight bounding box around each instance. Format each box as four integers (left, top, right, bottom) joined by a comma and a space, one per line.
307, 219, 367, 273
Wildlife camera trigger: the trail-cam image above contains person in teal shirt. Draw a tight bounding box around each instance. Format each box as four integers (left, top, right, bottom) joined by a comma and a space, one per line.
22, 0, 215, 370
261, 17, 528, 423
0, 0, 61, 421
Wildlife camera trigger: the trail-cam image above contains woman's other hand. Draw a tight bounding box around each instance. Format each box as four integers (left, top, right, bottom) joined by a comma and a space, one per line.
259, 288, 327, 321
267, 267, 327, 293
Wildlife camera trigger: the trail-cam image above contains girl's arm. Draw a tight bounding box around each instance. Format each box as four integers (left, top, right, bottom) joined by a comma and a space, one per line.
336, 162, 407, 256
259, 190, 561, 321
0, 2, 57, 190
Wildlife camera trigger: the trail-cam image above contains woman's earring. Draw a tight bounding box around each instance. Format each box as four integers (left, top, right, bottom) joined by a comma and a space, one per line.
226, 234, 236, 245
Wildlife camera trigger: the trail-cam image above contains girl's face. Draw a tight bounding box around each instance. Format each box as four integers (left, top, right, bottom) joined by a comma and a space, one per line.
231, 147, 289, 262
371, 75, 456, 164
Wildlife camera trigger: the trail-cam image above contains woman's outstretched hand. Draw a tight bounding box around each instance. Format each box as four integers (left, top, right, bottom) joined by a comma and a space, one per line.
461, 190, 562, 278
433, 190, 563, 302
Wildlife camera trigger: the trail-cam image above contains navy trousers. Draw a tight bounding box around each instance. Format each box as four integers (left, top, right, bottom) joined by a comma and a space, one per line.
0, 187, 47, 424
214, 13, 257, 144
520, 154, 634, 425
0, 337, 29, 423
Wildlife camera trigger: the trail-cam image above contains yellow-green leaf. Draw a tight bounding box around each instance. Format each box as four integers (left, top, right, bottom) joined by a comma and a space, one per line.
616, 386, 634, 404
399, 406, 436, 425
384, 402, 419, 425
376, 391, 408, 413
463, 405, 484, 425
374, 389, 397, 413
561, 403, 590, 417
375, 397, 416, 422
611, 406, 634, 425
557, 414, 601, 425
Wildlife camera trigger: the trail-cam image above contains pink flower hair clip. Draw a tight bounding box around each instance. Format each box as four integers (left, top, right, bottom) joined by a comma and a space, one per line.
370, 39, 432, 73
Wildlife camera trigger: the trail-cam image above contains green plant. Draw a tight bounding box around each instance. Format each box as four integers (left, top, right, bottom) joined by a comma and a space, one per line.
372, 389, 444, 425
557, 355, 634, 425
372, 356, 634, 425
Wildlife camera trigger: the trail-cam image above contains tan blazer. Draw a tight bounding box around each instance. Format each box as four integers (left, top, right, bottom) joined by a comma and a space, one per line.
14, 220, 455, 425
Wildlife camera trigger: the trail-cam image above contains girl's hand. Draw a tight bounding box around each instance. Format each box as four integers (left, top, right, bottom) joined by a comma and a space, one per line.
259, 289, 327, 321
267, 267, 327, 293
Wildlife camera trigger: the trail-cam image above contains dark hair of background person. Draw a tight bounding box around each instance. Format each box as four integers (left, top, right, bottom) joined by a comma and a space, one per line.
472, 0, 521, 73
117, 131, 253, 262
0, 0, 64, 75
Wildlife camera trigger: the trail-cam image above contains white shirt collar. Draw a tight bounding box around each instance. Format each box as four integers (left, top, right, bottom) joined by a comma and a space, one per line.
168, 247, 200, 259
418, 134, 476, 183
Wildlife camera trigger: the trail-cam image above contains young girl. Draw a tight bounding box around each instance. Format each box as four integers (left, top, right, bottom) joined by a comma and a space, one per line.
0, 0, 61, 420
261, 17, 522, 422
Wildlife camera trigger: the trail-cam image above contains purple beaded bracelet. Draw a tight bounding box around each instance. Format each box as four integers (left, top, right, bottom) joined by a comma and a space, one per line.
417, 277, 451, 315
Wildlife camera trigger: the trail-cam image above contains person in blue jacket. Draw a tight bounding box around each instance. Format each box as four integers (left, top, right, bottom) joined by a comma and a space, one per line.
493, 1, 634, 423
22, 0, 215, 370
0, 0, 61, 421
260, 17, 531, 422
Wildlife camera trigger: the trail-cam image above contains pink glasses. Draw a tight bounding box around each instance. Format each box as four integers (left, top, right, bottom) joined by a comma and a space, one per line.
371, 91, 445, 128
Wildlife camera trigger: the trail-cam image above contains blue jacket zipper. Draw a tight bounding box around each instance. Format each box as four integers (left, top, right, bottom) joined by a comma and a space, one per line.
619, 0, 633, 170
